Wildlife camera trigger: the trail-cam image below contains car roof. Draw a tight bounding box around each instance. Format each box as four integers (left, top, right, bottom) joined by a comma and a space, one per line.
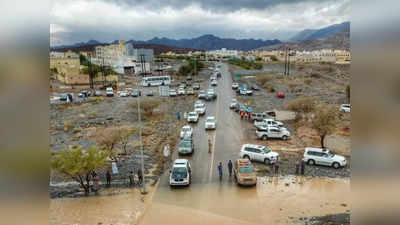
242, 144, 265, 149
174, 159, 188, 164
182, 125, 191, 129
305, 147, 330, 152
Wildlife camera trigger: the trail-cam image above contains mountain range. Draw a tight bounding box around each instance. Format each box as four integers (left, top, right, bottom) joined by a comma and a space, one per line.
290, 21, 350, 42
129, 34, 281, 51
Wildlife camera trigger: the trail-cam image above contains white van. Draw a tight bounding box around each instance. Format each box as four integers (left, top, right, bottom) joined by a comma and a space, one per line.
169, 159, 192, 187
106, 87, 114, 97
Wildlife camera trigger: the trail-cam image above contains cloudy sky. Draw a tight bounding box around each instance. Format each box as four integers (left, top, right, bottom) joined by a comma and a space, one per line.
50, 0, 350, 46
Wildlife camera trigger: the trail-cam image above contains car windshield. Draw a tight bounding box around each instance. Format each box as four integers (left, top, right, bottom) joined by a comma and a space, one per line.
263, 147, 271, 154
195, 105, 203, 109
207, 118, 215, 123
239, 166, 254, 173
172, 167, 188, 178
189, 113, 196, 116
182, 127, 191, 132
327, 152, 335, 157
179, 141, 191, 148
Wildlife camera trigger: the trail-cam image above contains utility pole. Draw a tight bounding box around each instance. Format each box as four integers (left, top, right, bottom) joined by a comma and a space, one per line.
135, 70, 147, 195
88, 53, 94, 89
287, 48, 290, 76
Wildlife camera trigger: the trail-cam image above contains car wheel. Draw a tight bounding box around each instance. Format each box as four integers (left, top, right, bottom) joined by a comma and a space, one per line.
332, 162, 340, 169
282, 135, 288, 140
147, 83, 150, 87
262, 135, 268, 141
308, 159, 315, 165
264, 158, 270, 165
243, 155, 250, 160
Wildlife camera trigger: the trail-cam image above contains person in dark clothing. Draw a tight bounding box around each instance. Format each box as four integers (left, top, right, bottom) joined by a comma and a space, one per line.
270, 161, 275, 175
137, 168, 143, 185
295, 160, 300, 175
227, 160, 233, 176
300, 160, 306, 175
218, 162, 223, 180
106, 170, 111, 187
274, 161, 280, 174
177, 112, 181, 120
129, 171, 134, 186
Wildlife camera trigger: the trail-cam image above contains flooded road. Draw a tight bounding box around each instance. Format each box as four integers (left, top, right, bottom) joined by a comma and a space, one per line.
139, 177, 350, 225
50, 187, 154, 225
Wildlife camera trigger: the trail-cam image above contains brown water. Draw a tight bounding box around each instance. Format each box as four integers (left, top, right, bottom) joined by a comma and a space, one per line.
50, 177, 350, 225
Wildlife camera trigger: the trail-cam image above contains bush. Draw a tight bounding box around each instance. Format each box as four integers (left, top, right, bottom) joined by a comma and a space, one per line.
63, 120, 73, 132
285, 97, 315, 113
139, 99, 161, 116
304, 78, 312, 85
257, 75, 272, 86
310, 72, 321, 78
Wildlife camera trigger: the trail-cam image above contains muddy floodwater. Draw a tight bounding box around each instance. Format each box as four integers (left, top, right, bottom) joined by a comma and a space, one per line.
50, 176, 350, 225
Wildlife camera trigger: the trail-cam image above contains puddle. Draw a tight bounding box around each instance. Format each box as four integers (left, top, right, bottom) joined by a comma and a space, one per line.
50, 187, 154, 225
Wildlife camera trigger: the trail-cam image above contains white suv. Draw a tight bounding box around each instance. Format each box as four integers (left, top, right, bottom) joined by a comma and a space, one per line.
239, 144, 279, 165
303, 147, 347, 169
256, 125, 291, 140
169, 159, 192, 187
180, 125, 193, 139
187, 112, 199, 123
194, 102, 206, 115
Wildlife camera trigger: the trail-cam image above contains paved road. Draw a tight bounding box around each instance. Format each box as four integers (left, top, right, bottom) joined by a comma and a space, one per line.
159, 62, 244, 186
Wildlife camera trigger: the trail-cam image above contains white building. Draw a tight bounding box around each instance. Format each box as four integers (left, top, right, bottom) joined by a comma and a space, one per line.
206, 48, 239, 58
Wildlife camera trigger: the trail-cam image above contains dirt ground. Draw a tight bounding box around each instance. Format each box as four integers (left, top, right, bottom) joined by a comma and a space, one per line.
229, 62, 351, 178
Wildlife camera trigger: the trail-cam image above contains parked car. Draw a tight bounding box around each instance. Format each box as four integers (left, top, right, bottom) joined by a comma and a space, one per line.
205, 116, 217, 130
78, 90, 90, 98
256, 125, 291, 140
194, 103, 206, 115
145, 90, 154, 96
239, 144, 279, 165
94, 90, 103, 96
277, 92, 285, 98
234, 159, 257, 186
230, 99, 238, 109
234, 103, 247, 113
59, 93, 68, 101
169, 89, 177, 97
186, 76, 193, 81
169, 159, 192, 187
187, 111, 199, 123
193, 83, 200, 90
232, 82, 239, 89
250, 84, 261, 91
180, 125, 193, 139
254, 118, 283, 129
131, 89, 141, 97
217, 73, 222, 78
340, 104, 350, 112
211, 79, 218, 86
179, 82, 186, 88
303, 147, 347, 169
178, 138, 194, 155
207, 89, 217, 99
187, 88, 194, 95
198, 90, 206, 99
239, 88, 252, 96
106, 87, 114, 97
118, 90, 129, 97
251, 111, 275, 121
178, 88, 185, 95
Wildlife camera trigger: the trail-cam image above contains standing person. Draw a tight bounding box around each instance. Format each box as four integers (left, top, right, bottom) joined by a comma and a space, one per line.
128, 171, 134, 186
208, 137, 212, 153
248, 111, 252, 120
177, 112, 181, 120
218, 162, 223, 180
137, 168, 143, 185
106, 170, 111, 187
274, 160, 280, 175
240, 111, 244, 120
270, 160, 275, 175
227, 160, 233, 177
66, 93, 70, 104
295, 160, 300, 175
93, 174, 100, 194
300, 160, 306, 175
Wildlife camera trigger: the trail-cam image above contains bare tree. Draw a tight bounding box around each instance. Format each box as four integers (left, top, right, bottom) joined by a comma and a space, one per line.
95, 127, 121, 162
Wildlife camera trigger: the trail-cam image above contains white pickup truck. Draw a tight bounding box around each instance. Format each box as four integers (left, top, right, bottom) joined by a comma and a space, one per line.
256, 125, 290, 140
254, 118, 283, 129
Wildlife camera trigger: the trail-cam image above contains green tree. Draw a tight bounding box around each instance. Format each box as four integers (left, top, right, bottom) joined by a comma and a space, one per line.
51, 145, 108, 195
311, 104, 337, 148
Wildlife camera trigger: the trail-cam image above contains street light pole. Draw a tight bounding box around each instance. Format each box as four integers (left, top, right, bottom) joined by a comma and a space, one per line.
135, 72, 147, 195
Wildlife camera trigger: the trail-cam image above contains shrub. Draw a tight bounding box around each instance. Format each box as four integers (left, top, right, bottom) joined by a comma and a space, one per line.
304, 78, 312, 85
63, 120, 73, 132
139, 99, 161, 116
257, 75, 272, 86
285, 97, 315, 113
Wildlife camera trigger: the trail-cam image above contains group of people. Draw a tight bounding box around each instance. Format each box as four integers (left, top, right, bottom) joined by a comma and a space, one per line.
217, 160, 233, 180
240, 109, 252, 120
